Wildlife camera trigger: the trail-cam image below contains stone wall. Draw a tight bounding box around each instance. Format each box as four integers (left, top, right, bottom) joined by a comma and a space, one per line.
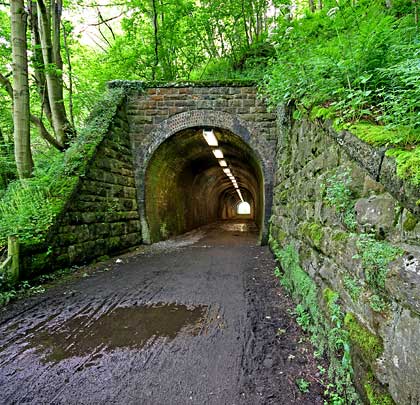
270, 107, 420, 404
22, 104, 142, 276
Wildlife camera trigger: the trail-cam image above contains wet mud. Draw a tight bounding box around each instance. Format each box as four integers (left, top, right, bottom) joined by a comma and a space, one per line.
0, 220, 324, 404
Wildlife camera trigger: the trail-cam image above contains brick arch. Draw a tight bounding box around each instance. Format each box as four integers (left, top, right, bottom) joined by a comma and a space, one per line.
138, 109, 274, 245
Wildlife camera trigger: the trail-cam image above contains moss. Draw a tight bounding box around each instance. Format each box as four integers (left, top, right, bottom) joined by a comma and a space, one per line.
364, 372, 395, 405
299, 221, 324, 247
403, 210, 418, 232
349, 122, 419, 148
277, 230, 287, 243
344, 313, 383, 364
108, 79, 258, 91
386, 146, 420, 186
323, 287, 337, 306
332, 230, 350, 242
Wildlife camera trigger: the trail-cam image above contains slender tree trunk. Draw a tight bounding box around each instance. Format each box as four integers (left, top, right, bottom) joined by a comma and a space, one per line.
241, 0, 250, 47
61, 21, 74, 128
11, 0, 33, 179
414, 0, 419, 32
28, 1, 52, 125
309, 0, 316, 12
151, 0, 159, 80
37, 0, 74, 147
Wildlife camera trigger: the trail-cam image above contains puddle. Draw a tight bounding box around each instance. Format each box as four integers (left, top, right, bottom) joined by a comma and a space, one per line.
29, 303, 207, 363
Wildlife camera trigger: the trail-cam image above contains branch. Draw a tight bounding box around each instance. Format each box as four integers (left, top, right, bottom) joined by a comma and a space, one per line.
0, 72, 64, 151
89, 12, 123, 27
0, 72, 13, 98
30, 114, 64, 151
97, 7, 115, 42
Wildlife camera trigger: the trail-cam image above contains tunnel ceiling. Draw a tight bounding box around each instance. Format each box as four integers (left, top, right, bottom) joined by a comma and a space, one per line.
145, 127, 264, 242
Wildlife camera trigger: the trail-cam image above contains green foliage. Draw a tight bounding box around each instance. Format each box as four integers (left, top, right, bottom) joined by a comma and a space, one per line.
403, 211, 418, 231
355, 233, 402, 292
264, 1, 420, 131
343, 275, 362, 302
386, 146, 420, 186
0, 277, 46, 307
0, 88, 125, 248
350, 123, 420, 148
299, 222, 324, 248
364, 373, 395, 405
353, 233, 403, 312
296, 378, 310, 393
270, 239, 360, 403
344, 313, 383, 364
295, 304, 311, 331
324, 170, 357, 231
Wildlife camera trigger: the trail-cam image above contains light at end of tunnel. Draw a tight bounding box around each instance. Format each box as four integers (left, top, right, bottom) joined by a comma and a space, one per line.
219, 160, 227, 167
237, 200, 250, 214
213, 149, 224, 159
223, 168, 231, 175
203, 129, 218, 146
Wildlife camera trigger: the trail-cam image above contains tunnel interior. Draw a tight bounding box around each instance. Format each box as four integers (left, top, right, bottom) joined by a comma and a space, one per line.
145, 127, 264, 243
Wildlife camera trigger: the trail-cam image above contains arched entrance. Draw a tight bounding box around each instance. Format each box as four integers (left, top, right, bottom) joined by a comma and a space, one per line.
144, 129, 265, 243
137, 110, 273, 245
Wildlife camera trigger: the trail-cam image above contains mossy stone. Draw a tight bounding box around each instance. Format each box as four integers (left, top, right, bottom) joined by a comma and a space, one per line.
364, 372, 395, 405
344, 313, 383, 364
403, 211, 418, 232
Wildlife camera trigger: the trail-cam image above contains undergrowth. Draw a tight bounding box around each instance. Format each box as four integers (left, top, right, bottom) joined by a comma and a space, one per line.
262, 0, 420, 186
0, 87, 125, 249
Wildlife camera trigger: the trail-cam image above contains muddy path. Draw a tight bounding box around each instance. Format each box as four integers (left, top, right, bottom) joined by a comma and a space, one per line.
0, 221, 324, 404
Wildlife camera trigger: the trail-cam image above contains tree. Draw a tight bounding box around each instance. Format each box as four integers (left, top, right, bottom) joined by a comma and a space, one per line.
36, 0, 75, 148
11, 0, 33, 178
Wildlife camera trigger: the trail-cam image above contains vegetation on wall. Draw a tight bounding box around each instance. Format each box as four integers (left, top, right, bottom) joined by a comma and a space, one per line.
270, 238, 360, 404
0, 87, 125, 249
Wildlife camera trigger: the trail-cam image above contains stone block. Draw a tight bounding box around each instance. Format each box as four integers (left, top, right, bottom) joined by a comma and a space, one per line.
386, 247, 420, 315
354, 193, 397, 235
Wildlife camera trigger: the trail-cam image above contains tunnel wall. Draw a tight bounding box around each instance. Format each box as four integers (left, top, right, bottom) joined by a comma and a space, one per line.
270, 106, 420, 404
114, 82, 277, 243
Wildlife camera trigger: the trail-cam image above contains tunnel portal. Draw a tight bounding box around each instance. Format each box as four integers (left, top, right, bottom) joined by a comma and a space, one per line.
124, 83, 277, 245
145, 127, 263, 243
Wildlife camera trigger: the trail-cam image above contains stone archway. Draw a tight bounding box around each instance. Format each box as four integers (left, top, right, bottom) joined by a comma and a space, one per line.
137, 110, 273, 244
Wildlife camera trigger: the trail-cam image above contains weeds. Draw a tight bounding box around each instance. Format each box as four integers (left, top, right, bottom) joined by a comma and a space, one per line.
296, 378, 311, 393
271, 240, 360, 403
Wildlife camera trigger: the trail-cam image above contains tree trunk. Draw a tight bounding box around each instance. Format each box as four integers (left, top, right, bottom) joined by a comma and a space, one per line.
151, 0, 159, 80
29, 0, 53, 125
309, 0, 316, 12
37, 0, 74, 147
11, 0, 33, 179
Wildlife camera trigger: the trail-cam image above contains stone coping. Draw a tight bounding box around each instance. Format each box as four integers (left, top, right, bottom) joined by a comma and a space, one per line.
107, 79, 258, 91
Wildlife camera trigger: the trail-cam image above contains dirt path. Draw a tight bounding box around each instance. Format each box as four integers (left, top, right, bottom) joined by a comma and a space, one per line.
0, 221, 324, 404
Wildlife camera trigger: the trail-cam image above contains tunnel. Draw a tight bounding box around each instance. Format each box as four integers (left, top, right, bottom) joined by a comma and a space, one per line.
144, 127, 265, 243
